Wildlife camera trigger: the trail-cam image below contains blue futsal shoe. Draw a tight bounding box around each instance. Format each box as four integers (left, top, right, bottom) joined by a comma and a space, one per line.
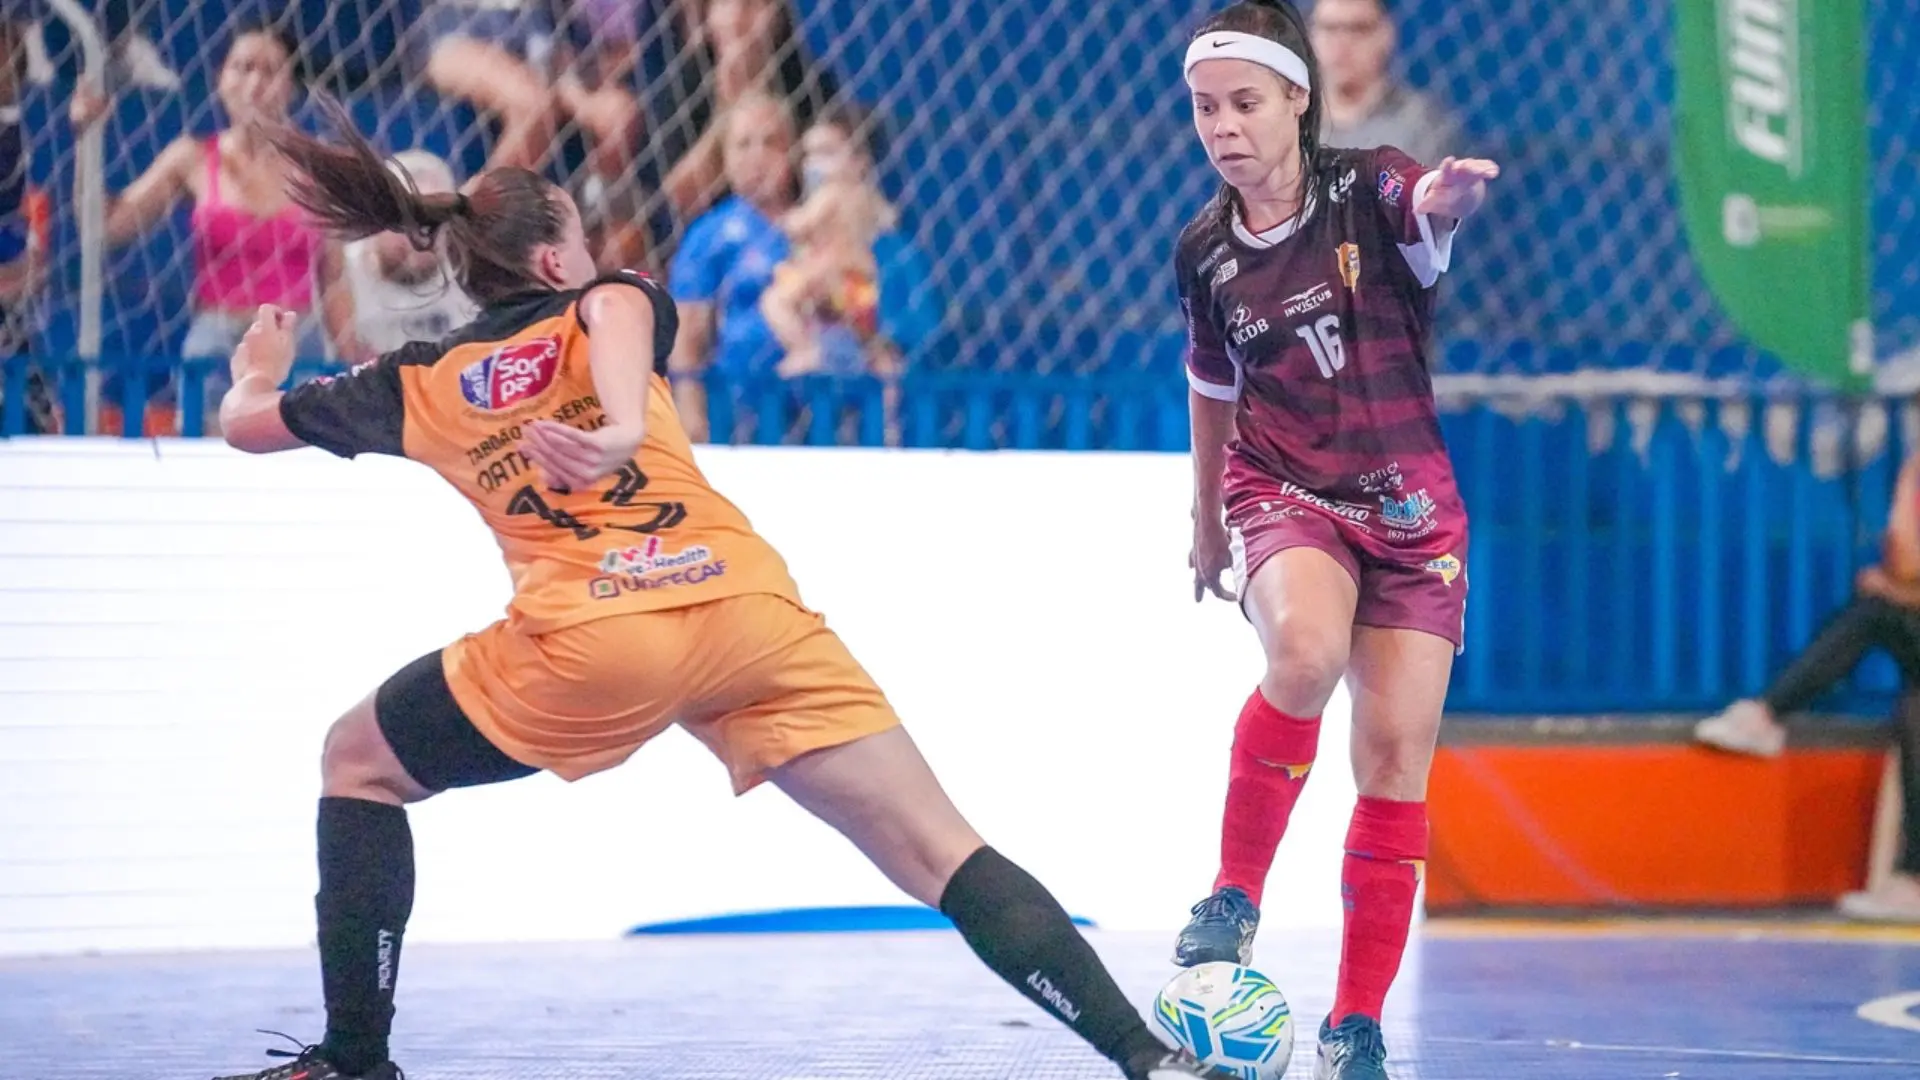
1171, 885, 1259, 967
1313, 1013, 1390, 1080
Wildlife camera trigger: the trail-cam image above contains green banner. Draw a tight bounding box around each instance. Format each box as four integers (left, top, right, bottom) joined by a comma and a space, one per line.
1673, 0, 1871, 389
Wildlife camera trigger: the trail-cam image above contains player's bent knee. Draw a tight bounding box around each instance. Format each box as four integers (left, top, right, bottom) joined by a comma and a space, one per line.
320, 708, 430, 804
1262, 620, 1349, 701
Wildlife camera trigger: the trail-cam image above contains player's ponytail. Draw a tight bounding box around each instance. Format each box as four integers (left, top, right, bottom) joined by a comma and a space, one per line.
269, 94, 568, 305
1192, 0, 1327, 228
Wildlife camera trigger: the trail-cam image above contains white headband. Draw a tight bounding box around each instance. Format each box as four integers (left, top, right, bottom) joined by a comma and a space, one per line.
1183, 31, 1312, 91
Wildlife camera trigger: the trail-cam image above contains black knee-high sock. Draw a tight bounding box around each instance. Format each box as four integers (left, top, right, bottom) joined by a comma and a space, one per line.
1896, 693, 1920, 876
315, 797, 415, 1074
939, 847, 1165, 1069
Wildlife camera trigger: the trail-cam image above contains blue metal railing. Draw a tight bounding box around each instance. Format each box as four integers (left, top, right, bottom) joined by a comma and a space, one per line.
3, 358, 1904, 718
2, 354, 346, 436
1445, 393, 1898, 716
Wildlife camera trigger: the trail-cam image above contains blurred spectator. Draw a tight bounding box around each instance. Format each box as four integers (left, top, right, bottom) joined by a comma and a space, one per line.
412, 1, 647, 268
1696, 447, 1920, 922
412, 1, 561, 173
14, 1, 180, 92
761, 101, 936, 380
553, 0, 651, 269
656, 0, 837, 224
759, 157, 887, 378
1309, 0, 1460, 165
69, 19, 360, 435
342, 150, 478, 353
0, 14, 51, 433
666, 88, 797, 440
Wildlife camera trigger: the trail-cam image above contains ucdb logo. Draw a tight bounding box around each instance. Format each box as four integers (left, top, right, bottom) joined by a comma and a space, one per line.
460, 336, 561, 410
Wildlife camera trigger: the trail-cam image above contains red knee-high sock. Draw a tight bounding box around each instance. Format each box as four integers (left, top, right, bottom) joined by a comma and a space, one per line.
1213, 688, 1322, 907
1332, 797, 1428, 1023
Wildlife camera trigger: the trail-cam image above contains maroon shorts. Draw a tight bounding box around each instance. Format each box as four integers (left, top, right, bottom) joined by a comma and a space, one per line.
1228, 499, 1469, 652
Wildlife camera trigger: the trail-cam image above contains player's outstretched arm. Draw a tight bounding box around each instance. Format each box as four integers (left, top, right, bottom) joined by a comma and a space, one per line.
220, 304, 308, 454
521, 282, 654, 491
1412, 156, 1501, 223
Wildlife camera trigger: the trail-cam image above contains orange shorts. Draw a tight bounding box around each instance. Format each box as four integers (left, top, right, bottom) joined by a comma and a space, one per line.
440, 593, 901, 793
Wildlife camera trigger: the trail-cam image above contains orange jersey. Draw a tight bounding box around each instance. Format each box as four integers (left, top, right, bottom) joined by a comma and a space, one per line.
279, 270, 802, 633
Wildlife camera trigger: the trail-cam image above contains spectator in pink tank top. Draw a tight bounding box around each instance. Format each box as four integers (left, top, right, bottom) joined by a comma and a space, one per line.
70, 19, 364, 435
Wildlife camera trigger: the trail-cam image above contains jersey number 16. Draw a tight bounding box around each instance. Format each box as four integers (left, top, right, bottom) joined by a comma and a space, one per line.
1293, 314, 1347, 379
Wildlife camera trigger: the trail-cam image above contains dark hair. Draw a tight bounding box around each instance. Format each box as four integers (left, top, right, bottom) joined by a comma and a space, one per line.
224, 15, 307, 85
269, 95, 568, 305
813, 99, 888, 167
1192, 0, 1327, 223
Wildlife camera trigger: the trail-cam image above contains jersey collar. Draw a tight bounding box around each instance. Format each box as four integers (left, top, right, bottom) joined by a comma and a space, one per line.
1231, 187, 1320, 249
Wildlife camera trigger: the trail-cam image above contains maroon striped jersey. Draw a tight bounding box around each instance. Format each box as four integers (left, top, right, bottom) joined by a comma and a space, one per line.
1177, 145, 1466, 562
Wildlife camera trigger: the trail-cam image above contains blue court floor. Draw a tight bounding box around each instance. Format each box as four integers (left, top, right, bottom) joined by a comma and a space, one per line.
3, 920, 1919, 1078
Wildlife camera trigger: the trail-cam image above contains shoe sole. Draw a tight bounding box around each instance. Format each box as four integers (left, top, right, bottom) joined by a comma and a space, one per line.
1315, 1048, 1391, 1080
1693, 730, 1783, 758
1169, 941, 1255, 968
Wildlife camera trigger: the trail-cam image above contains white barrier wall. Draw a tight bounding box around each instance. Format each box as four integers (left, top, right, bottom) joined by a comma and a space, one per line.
0, 438, 1361, 956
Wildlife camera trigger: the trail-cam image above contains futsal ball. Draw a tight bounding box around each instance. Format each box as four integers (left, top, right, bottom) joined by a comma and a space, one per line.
1152, 962, 1294, 1079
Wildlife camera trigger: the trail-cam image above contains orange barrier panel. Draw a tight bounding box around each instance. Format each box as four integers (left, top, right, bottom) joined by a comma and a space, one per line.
1427, 737, 1886, 911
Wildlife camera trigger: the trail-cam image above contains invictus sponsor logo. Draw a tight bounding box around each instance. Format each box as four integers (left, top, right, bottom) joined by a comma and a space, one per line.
1282, 281, 1334, 318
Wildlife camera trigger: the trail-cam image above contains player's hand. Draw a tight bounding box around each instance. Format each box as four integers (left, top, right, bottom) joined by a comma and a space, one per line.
1858, 565, 1893, 598
1415, 157, 1501, 221
68, 83, 110, 130
1190, 512, 1238, 604
521, 418, 644, 493
229, 304, 298, 391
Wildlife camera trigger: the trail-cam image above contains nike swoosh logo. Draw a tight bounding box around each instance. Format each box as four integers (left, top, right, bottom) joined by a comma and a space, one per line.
1212, 40, 1230, 47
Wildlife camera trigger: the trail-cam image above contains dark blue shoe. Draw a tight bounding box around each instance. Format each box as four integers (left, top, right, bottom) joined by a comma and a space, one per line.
1171, 885, 1259, 967
213, 1031, 405, 1080
1313, 1013, 1389, 1080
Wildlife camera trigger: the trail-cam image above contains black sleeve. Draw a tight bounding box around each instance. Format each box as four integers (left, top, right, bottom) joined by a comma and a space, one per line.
277, 342, 434, 458
574, 269, 680, 376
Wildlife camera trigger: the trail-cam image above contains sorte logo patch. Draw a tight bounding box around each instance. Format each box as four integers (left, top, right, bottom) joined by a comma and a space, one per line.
460, 336, 562, 410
